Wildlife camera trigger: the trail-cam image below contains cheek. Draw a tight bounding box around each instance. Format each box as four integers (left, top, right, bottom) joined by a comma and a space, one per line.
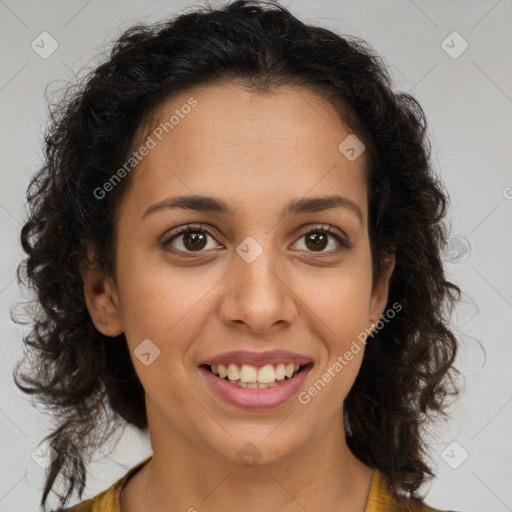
295, 259, 373, 341
114, 262, 218, 417
114, 253, 220, 363
292, 259, 373, 401
296, 279, 370, 415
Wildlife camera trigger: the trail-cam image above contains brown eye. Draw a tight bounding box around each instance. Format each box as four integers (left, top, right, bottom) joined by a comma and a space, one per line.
162, 224, 222, 257
305, 232, 328, 251
182, 231, 208, 251
294, 225, 349, 254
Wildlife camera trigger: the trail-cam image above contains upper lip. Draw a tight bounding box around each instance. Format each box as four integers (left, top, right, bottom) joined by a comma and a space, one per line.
200, 350, 314, 367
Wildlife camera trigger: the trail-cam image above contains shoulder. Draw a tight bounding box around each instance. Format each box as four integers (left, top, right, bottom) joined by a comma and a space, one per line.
61, 490, 109, 512
61, 485, 118, 512
61, 455, 153, 512
367, 469, 465, 512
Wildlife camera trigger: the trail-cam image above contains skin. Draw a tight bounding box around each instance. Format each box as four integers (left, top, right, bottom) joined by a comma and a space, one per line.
83, 82, 395, 512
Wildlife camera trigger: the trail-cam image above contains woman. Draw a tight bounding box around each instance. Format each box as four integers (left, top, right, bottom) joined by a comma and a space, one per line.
14, 1, 462, 511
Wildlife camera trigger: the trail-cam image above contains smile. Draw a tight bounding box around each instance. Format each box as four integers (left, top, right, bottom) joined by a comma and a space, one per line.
199, 362, 314, 409
204, 362, 308, 388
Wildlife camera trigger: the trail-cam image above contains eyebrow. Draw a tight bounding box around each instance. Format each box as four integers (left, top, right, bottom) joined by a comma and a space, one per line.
141, 194, 364, 226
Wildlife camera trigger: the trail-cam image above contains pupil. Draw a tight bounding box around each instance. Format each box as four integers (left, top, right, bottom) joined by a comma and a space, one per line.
184, 232, 206, 251
306, 232, 327, 251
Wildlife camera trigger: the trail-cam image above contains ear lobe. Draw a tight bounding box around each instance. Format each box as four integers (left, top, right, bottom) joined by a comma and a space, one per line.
81, 260, 123, 337
369, 256, 396, 322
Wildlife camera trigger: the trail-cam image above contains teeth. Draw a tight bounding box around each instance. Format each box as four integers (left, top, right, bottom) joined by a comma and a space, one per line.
275, 363, 286, 380
257, 364, 276, 383
209, 362, 304, 384
228, 379, 279, 389
227, 363, 240, 381
218, 364, 228, 378
284, 362, 295, 378
240, 364, 258, 383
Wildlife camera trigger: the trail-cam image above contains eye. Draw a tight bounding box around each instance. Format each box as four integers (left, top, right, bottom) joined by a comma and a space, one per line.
161, 223, 351, 258
293, 224, 351, 253
161, 224, 223, 257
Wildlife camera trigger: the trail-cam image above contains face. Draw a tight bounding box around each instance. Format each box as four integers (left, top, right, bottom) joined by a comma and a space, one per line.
83, 82, 394, 464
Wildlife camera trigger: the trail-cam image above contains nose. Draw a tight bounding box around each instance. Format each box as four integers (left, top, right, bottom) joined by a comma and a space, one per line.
217, 243, 298, 336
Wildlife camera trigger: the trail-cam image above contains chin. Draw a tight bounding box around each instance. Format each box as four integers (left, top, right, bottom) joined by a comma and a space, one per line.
202, 426, 307, 467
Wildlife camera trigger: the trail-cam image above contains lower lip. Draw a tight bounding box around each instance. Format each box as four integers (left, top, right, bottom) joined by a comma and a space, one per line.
199, 365, 313, 410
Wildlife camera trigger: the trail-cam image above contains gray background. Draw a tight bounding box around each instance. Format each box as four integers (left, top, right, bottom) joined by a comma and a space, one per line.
1, 1, 511, 511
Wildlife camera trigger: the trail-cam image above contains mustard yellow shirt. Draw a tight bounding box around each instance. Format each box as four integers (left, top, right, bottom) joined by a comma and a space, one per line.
63, 455, 455, 512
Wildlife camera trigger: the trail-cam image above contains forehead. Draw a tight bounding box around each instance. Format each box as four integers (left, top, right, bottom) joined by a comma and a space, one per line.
121, 82, 368, 223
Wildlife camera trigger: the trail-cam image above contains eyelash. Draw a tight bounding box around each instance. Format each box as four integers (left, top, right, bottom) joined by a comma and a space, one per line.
161, 223, 351, 258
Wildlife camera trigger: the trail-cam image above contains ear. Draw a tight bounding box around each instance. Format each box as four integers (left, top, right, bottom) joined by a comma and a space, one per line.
369, 256, 396, 323
81, 254, 123, 337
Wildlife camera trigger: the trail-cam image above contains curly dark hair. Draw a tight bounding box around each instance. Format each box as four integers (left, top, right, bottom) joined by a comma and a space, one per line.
13, 1, 462, 510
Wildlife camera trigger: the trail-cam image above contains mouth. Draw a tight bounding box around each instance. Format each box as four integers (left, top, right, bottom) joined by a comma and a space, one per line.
199, 362, 314, 389
198, 350, 314, 409
199, 361, 314, 409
